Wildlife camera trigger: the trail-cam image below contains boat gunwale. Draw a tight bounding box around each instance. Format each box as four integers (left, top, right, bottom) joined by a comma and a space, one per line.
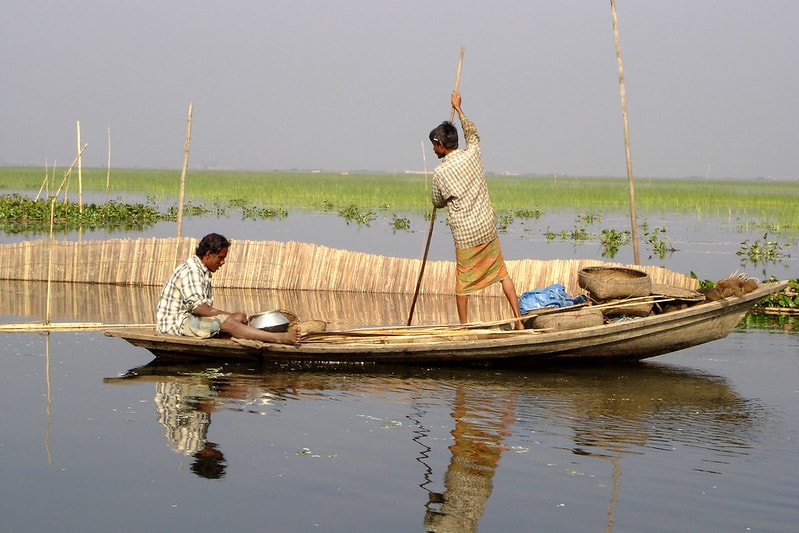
104, 280, 788, 363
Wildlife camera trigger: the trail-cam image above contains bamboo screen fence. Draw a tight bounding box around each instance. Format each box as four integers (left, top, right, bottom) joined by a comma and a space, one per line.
0, 237, 696, 296
0, 279, 485, 328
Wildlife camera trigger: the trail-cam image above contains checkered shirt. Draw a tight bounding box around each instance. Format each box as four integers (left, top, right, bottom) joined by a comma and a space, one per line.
432, 113, 498, 249
156, 255, 214, 335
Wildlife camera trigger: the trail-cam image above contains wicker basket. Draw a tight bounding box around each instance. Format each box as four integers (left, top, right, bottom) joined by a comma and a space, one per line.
600, 299, 654, 317
532, 309, 604, 332
577, 267, 652, 300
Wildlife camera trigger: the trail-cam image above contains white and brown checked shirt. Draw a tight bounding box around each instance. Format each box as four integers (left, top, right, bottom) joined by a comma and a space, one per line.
156, 255, 214, 335
431, 113, 499, 249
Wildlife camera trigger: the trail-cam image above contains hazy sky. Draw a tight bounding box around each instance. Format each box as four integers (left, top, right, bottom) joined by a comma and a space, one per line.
2, 1, 797, 179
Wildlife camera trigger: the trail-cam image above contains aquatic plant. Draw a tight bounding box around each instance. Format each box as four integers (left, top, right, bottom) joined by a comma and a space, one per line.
600, 228, 630, 258
390, 215, 411, 232
738, 233, 790, 265
338, 204, 375, 226
753, 278, 799, 311
644, 225, 675, 260
0, 193, 163, 233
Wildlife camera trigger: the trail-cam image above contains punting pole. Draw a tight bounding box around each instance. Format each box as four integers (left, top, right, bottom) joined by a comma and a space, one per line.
407, 45, 465, 326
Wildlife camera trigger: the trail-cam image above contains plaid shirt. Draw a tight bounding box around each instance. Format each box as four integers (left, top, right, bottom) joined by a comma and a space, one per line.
156, 255, 214, 335
432, 113, 498, 249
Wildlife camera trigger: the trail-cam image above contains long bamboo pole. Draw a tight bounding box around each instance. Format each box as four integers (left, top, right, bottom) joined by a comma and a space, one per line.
0, 322, 156, 332
105, 127, 111, 205
407, 45, 465, 326
36, 160, 50, 201
610, 0, 640, 264
176, 102, 193, 238
449, 45, 465, 122
46, 144, 87, 324
76, 120, 83, 214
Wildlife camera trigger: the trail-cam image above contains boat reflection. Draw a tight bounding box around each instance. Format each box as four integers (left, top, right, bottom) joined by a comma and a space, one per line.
104, 360, 768, 531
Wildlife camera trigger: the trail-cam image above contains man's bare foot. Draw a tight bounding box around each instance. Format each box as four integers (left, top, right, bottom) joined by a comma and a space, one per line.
274, 328, 301, 345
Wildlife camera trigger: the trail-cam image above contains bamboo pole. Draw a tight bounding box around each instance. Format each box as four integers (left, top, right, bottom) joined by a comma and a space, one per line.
76, 120, 83, 213
610, 0, 640, 265
449, 45, 465, 123
49, 144, 88, 239
36, 160, 51, 201
105, 127, 111, 205
46, 144, 87, 324
0, 322, 156, 332
176, 102, 193, 238
45, 333, 53, 464
407, 45, 464, 326
407, 210, 436, 325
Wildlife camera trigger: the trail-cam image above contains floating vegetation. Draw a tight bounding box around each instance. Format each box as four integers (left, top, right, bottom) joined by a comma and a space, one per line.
600, 228, 630, 258
738, 233, 791, 265
577, 211, 603, 225
643, 225, 675, 260
390, 214, 411, 232
0, 193, 163, 233
753, 278, 799, 313
544, 225, 593, 242
496, 212, 514, 232
239, 205, 289, 221
513, 207, 544, 219
165, 201, 215, 219
311, 199, 336, 212
338, 203, 375, 226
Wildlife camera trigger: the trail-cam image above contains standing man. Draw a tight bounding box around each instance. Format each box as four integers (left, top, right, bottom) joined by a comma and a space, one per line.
429, 91, 524, 329
156, 233, 300, 344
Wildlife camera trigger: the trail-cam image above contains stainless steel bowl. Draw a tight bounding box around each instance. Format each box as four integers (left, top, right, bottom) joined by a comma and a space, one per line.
248, 310, 290, 332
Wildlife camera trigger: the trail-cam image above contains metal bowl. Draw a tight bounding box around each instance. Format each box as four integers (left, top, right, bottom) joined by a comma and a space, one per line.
248, 310, 290, 332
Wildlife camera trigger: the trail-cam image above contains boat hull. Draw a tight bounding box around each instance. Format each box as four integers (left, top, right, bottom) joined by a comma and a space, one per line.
105, 281, 786, 365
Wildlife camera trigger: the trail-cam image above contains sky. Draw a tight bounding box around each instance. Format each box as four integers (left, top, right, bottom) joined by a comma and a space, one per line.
2, 1, 797, 179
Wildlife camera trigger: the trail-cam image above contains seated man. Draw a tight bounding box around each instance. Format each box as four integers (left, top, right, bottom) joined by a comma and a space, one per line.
156, 233, 300, 345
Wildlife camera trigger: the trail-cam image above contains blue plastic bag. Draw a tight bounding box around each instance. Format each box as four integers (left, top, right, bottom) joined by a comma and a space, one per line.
519, 284, 587, 315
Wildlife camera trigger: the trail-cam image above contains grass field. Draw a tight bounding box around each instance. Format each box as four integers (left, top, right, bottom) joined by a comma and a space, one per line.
1, 166, 796, 230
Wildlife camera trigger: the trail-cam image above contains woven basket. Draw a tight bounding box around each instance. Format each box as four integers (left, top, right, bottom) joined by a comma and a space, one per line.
532, 309, 604, 332
600, 299, 653, 317
577, 267, 652, 300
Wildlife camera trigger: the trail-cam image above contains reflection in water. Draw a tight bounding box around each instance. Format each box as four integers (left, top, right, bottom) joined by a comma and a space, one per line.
44, 333, 53, 464
154, 381, 227, 479
105, 361, 769, 530
423, 386, 515, 533
1, 279, 523, 329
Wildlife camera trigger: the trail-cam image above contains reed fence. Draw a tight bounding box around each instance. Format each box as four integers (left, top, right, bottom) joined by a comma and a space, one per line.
0, 237, 696, 296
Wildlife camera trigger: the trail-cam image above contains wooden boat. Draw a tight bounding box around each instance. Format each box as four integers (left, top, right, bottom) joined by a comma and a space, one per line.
105, 280, 787, 366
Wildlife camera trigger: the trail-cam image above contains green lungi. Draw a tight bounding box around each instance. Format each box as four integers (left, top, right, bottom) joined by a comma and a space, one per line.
455, 238, 509, 295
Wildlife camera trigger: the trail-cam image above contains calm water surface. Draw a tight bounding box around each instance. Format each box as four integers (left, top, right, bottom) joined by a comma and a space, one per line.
5, 205, 798, 282
2, 207, 797, 531
1, 322, 797, 532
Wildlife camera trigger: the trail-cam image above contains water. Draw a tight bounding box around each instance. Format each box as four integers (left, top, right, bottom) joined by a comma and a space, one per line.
4, 207, 797, 283
1, 324, 796, 532
1, 208, 797, 531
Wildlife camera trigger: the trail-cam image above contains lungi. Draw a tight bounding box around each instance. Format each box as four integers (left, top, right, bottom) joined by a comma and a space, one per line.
179, 313, 229, 339
455, 238, 509, 295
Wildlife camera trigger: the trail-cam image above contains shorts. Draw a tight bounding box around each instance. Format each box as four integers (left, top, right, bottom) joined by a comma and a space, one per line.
179, 314, 228, 339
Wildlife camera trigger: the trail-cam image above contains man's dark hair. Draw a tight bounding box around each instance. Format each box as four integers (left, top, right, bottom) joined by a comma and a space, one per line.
196, 233, 230, 258
429, 121, 459, 150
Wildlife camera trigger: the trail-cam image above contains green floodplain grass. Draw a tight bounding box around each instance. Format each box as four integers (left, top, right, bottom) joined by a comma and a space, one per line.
1, 166, 797, 231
